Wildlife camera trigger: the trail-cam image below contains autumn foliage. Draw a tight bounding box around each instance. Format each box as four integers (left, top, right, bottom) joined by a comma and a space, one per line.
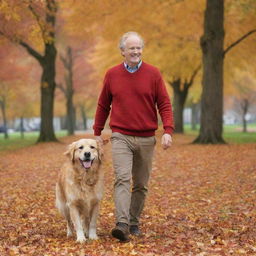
0, 0, 256, 142
0, 132, 256, 255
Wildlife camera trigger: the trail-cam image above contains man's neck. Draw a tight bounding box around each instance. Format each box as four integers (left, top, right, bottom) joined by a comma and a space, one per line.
125, 61, 140, 68
123, 61, 142, 73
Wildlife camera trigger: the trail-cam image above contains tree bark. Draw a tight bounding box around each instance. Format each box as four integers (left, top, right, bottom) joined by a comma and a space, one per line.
241, 99, 249, 133
169, 64, 200, 133
191, 102, 200, 130
20, 116, 24, 139
60, 47, 76, 135
169, 65, 200, 133
194, 0, 226, 144
66, 98, 76, 135
37, 44, 57, 142
170, 78, 188, 133
0, 97, 8, 139
80, 104, 88, 130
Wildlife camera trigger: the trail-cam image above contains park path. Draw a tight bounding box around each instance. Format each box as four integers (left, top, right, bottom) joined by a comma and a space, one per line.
0, 132, 256, 255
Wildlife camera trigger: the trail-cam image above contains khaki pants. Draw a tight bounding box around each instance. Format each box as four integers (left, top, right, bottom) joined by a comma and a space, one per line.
111, 132, 155, 225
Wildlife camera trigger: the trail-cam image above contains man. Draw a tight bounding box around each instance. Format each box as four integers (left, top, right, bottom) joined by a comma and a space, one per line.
93, 31, 174, 242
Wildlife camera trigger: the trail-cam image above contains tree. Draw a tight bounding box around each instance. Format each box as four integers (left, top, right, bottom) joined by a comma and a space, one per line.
193, 0, 225, 144
58, 46, 76, 135
232, 70, 256, 133
0, 0, 58, 142
194, 0, 256, 144
0, 83, 9, 139
191, 102, 200, 131
168, 65, 201, 133
0, 43, 33, 139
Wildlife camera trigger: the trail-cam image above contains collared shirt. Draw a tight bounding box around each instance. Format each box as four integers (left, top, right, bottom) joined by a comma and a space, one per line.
124, 60, 142, 73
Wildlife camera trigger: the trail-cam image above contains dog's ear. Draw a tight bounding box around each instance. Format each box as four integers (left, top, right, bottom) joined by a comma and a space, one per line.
102, 139, 109, 145
96, 141, 103, 162
64, 142, 76, 162
96, 139, 108, 162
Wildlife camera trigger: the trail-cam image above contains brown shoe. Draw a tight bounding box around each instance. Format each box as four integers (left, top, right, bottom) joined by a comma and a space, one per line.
111, 222, 130, 242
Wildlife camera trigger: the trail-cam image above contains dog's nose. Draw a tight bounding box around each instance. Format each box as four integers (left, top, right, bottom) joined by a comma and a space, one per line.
84, 152, 91, 158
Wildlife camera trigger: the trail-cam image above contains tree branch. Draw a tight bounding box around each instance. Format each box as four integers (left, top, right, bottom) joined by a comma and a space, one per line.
60, 54, 69, 69
45, 0, 57, 38
28, 1, 46, 41
188, 64, 202, 85
56, 83, 67, 96
19, 40, 44, 64
0, 30, 44, 63
224, 29, 256, 57
168, 78, 181, 93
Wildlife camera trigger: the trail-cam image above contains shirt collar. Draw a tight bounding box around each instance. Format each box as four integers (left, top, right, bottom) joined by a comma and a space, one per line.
124, 60, 142, 73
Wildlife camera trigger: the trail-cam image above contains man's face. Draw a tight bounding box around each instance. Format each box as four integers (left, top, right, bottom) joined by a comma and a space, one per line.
121, 36, 143, 67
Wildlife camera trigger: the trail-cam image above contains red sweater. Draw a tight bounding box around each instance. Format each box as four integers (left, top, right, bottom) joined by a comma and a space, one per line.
93, 62, 174, 136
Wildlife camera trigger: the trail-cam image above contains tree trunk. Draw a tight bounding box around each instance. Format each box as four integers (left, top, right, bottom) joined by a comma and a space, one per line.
66, 98, 75, 135
242, 115, 247, 133
61, 47, 75, 135
0, 98, 8, 139
169, 66, 201, 133
191, 102, 200, 130
172, 80, 186, 133
241, 99, 249, 133
169, 78, 190, 133
80, 105, 88, 130
37, 44, 58, 142
20, 116, 24, 139
194, 0, 226, 144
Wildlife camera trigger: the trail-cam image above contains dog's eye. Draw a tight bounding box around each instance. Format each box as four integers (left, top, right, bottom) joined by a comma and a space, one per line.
90, 146, 95, 149
79, 146, 84, 150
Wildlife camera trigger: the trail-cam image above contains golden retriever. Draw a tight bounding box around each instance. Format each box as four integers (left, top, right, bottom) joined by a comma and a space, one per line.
56, 138, 105, 242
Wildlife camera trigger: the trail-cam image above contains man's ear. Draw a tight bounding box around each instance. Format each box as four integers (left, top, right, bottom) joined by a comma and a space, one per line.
64, 142, 76, 162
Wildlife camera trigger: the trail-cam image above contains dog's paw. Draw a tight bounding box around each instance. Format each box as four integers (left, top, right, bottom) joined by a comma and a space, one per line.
89, 229, 98, 240
76, 232, 86, 243
89, 234, 99, 240
76, 236, 86, 243
67, 229, 73, 237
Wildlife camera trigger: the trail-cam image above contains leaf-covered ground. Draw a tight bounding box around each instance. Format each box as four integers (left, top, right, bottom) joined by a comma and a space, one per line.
0, 132, 256, 255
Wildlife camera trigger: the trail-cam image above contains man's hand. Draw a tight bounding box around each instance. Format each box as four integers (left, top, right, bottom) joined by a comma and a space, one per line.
95, 136, 109, 145
161, 133, 172, 150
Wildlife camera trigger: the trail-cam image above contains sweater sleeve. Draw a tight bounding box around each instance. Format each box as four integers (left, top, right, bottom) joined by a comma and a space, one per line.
155, 72, 175, 135
93, 73, 112, 136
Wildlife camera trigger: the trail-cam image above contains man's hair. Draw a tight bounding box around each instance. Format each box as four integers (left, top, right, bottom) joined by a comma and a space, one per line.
119, 31, 144, 50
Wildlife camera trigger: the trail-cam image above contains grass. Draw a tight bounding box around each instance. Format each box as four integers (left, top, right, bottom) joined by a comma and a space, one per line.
0, 124, 256, 152
0, 131, 68, 152
223, 131, 256, 143
184, 123, 256, 144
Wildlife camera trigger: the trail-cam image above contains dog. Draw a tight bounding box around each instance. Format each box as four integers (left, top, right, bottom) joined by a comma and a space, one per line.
56, 138, 105, 242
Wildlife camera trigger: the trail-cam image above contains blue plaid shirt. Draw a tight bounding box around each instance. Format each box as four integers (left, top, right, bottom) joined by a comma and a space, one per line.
124, 60, 142, 73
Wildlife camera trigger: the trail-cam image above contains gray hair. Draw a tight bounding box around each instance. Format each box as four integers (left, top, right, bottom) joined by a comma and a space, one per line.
119, 31, 144, 50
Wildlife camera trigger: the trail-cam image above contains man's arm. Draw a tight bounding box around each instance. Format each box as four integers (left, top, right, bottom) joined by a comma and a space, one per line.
93, 73, 112, 137
155, 72, 175, 149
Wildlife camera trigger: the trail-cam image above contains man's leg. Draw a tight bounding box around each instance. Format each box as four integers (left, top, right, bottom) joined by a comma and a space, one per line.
111, 133, 134, 224
111, 133, 137, 241
129, 136, 155, 226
